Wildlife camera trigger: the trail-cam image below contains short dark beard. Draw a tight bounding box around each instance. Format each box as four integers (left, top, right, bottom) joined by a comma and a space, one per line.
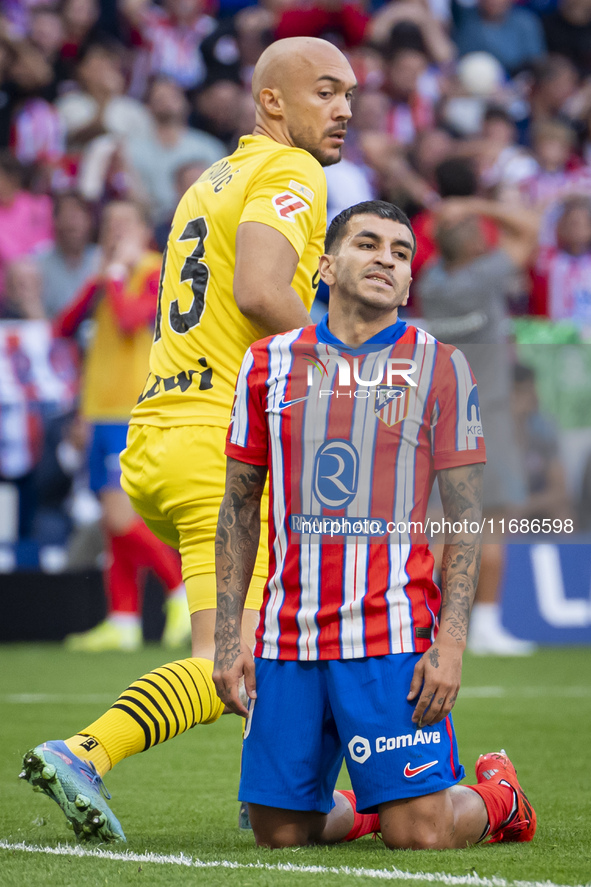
289, 124, 343, 167
315, 149, 342, 168
297, 142, 342, 168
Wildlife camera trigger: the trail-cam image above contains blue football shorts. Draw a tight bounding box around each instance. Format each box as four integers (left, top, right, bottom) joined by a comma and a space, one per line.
240, 653, 465, 814
88, 422, 129, 494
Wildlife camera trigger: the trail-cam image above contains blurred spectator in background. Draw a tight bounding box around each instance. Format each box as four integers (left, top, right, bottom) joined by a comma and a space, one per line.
190, 76, 255, 149
29, 5, 66, 71
368, 1, 456, 66
200, 5, 274, 85
274, 0, 369, 48
379, 42, 439, 145
476, 106, 538, 197
531, 195, 591, 332
325, 155, 375, 222
0, 312, 78, 543
512, 363, 574, 524
125, 76, 224, 225
520, 118, 585, 207
3, 256, 45, 320
123, 0, 216, 96
453, 0, 546, 75
519, 54, 580, 143
55, 43, 152, 199
58, 0, 116, 81
410, 126, 454, 189
5, 39, 64, 176
440, 52, 507, 138
54, 199, 190, 651
542, 0, 591, 76
153, 158, 210, 250
0, 151, 53, 306
419, 195, 539, 654
35, 192, 100, 319
411, 157, 499, 284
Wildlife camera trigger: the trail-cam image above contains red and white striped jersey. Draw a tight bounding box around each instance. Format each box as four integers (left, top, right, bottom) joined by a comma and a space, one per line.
226, 319, 486, 661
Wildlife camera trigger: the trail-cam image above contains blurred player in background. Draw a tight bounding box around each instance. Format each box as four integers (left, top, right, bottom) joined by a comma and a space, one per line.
419, 196, 539, 656
213, 201, 536, 850
20, 36, 357, 843
53, 198, 190, 653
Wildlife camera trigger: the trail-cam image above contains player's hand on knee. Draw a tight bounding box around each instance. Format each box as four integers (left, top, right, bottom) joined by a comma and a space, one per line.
213, 644, 256, 717
407, 643, 462, 727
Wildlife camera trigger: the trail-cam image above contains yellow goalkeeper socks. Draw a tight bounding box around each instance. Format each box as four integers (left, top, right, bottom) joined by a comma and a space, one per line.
64, 657, 224, 776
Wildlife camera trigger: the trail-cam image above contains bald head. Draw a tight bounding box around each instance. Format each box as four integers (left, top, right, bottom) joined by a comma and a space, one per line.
252, 37, 350, 106
250, 37, 356, 167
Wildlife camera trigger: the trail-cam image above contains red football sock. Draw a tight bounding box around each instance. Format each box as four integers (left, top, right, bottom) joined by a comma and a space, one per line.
108, 532, 140, 614
116, 519, 182, 594
468, 782, 516, 838
107, 520, 182, 615
338, 789, 380, 842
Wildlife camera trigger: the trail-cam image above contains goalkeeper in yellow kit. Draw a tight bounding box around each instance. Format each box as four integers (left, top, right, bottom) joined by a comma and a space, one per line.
19, 36, 356, 842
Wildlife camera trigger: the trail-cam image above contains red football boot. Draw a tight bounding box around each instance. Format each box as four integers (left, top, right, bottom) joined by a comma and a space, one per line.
475, 750, 537, 843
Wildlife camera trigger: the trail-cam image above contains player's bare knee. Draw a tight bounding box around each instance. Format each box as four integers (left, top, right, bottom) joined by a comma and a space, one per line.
249, 805, 319, 848
382, 823, 450, 851
251, 823, 310, 848
253, 828, 307, 848
380, 796, 454, 851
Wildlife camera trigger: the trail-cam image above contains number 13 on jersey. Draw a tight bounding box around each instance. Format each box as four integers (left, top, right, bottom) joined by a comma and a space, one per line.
155, 216, 210, 341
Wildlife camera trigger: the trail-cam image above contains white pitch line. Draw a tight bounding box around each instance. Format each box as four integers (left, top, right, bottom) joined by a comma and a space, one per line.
3, 688, 591, 705
1, 694, 115, 704
0, 841, 587, 887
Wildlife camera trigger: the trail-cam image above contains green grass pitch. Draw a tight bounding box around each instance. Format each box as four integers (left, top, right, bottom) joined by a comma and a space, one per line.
1, 644, 590, 887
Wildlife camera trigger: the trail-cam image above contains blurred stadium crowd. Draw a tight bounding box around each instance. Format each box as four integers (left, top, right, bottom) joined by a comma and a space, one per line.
1, 0, 591, 568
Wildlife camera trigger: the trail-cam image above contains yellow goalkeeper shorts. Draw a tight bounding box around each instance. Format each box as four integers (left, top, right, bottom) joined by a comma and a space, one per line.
120, 423, 267, 614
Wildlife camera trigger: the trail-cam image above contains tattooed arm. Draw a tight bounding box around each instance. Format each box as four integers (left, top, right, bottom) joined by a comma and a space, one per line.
408, 462, 484, 727
213, 456, 268, 717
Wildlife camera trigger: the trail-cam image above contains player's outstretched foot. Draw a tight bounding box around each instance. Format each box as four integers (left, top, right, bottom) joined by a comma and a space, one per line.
476, 750, 536, 843
19, 740, 126, 843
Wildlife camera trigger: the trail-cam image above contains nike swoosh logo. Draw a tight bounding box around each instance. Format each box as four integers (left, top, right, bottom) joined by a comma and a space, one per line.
266, 395, 310, 413
404, 760, 438, 778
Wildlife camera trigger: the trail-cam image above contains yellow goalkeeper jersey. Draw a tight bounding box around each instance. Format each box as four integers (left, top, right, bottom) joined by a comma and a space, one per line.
130, 134, 327, 428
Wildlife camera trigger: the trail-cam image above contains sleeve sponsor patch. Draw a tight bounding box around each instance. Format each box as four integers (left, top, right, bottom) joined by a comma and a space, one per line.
272, 191, 309, 223
288, 180, 315, 203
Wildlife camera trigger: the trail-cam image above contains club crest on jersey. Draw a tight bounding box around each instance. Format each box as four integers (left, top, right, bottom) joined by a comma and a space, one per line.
374, 384, 410, 426
272, 191, 308, 222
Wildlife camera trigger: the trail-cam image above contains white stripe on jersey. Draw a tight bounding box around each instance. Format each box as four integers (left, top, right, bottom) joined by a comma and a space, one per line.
261, 328, 303, 659
296, 347, 334, 659
387, 331, 437, 652
340, 350, 383, 658
228, 348, 254, 447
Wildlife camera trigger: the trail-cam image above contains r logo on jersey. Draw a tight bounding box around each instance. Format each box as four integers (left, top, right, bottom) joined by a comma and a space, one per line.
313, 439, 359, 509
374, 385, 409, 427
272, 191, 308, 223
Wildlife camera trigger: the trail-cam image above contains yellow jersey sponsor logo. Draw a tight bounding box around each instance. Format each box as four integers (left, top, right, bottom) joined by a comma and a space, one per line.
137, 360, 213, 403
272, 191, 309, 223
